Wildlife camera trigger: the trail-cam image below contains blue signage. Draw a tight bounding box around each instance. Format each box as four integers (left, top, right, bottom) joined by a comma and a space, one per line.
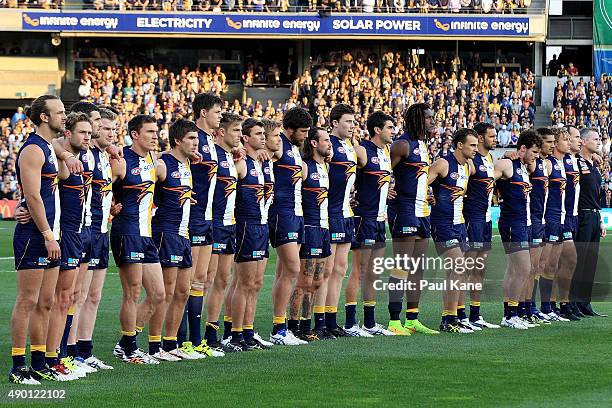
21, 11, 531, 37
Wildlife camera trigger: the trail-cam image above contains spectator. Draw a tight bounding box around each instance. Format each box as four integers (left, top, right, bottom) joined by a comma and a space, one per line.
10, 107, 25, 127
498, 124, 511, 147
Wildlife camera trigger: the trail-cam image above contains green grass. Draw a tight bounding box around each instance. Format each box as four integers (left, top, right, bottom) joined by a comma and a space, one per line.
0, 220, 611, 407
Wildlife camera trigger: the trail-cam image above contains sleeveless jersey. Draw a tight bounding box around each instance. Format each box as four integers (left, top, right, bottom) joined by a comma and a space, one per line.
90, 146, 113, 234
354, 140, 391, 221
464, 151, 495, 222
563, 153, 580, 217
191, 128, 218, 221
430, 153, 469, 225
15, 133, 60, 239
236, 155, 267, 225
544, 156, 566, 224
270, 133, 303, 217
80, 149, 95, 228
152, 154, 192, 239
328, 135, 357, 218
529, 157, 549, 225
59, 166, 85, 233
389, 133, 430, 217
497, 158, 532, 226
302, 158, 329, 229
262, 159, 274, 224
112, 147, 157, 237
212, 144, 237, 227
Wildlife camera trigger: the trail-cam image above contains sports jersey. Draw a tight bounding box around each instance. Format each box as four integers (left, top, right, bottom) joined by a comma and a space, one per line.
270, 133, 303, 217
190, 128, 217, 222
497, 158, 532, 227
544, 156, 566, 224
236, 155, 267, 225
80, 149, 95, 228
111, 147, 156, 237
430, 153, 469, 226
354, 140, 391, 221
563, 153, 580, 216
58, 167, 85, 233
152, 154, 192, 239
90, 145, 113, 234
328, 135, 357, 218
262, 159, 274, 224
529, 157, 549, 225
212, 144, 237, 227
463, 151, 495, 222
302, 158, 329, 229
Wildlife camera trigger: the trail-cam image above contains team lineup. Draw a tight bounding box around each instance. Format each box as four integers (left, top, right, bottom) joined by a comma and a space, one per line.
8, 93, 607, 384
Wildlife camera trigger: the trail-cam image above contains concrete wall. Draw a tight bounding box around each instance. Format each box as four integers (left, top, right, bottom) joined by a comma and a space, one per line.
0, 57, 61, 99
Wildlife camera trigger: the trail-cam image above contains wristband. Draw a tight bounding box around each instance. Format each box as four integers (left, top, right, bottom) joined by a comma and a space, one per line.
41, 229, 54, 242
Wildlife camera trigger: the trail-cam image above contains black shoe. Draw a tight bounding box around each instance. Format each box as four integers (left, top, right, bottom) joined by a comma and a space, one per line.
560, 308, 581, 321
295, 330, 319, 342
581, 303, 608, 317
439, 321, 462, 333
315, 328, 337, 340
210, 340, 231, 353
327, 326, 347, 337
225, 340, 246, 352
8, 366, 40, 385
570, 302, 586, 318
244, 338, 264, 351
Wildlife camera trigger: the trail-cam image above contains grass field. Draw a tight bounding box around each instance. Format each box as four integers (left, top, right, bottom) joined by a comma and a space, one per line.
0, 220, 611, 407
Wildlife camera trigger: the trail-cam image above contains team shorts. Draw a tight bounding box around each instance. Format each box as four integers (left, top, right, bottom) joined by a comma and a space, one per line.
299, 226, 331, 259
431, 223, 468, 254
562, 216, 577, 241
354, 216, 387, 245
110, 234, 160, 267
544, 221, 563, 244
268, 213, 305, 248
530, 221, 545, 247
387, 208, 431, 239
212, 224, 237, 255
235, 222, 269, 263
329, 216, 355, 244
13, 228, 60, 270
60, 231, 83, 271
80, 226, 92, 264
88, 232, 110, 270
153, 231, 193, 268
465, 219, 492, 251
498, 221, 531, 254
189, 219, 214, 247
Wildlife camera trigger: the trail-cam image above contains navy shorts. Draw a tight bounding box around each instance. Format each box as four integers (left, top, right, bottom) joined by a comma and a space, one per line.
498, 221, 531, 254
88, 232, 109, 270
13, 229, 60, 270
530, 221, 545, 247
189, 219, 214, 247
544, 221, 563, 244
235, 222, 269, 263
431, 223, 468, 254
80, 226, 92, 264
110, 234, 160, 267
60, 231, 83, 271
465, 219, 492, 251
268, 213, 305, 248
153, 231, 193, 268
299, 226, 331, 259
212, 224, 237, 255
354, 216, 387, 245
387, 209, 431, 239
563, 216, 577, 241
329, 216, 355, 244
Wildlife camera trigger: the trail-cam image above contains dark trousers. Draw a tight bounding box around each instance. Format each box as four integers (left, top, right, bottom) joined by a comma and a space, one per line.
570, 210, 601, 303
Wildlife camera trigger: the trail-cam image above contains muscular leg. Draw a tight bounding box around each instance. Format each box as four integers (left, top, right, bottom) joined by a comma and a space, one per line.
162, 267, 192, 352
184, 245, 212, 345
271, 243, 301, 332
344, 249, 361, 329
243, 258, 268, 332
503, 250, 531, 321
149, 267, 178, 340
313, 244, 335, 324
324, 243, 350, 329
540, 243, 562, 314
289, 259, 316, 332
76, 268, 106, 359
11, 269, 45, 370
230, 261, 257, 344
558, 240, 577, 311
206, 254, 234, 329
46, 269, 77, 362
222, 264, 239, 340
361, 245, 385, 329
65, 264, 91, 356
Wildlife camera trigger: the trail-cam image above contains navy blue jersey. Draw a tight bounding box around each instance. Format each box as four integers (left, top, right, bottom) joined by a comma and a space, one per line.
212, 144, 237, 227
497, 158, 532, 226
152, 154, 192, 239
328, 135, 357, 218
354, 140, 391, 221
59, 169, 85, 233
563, 153, 580, 216
90, 146, 113, 234
236, 155, 267, 225
302, 158, 329, 228
529, 157, 548, 225
430, 153, 470, 226
262, 159, 274, 223
80, 149, 95, 228
15, 133, 60, 239
270, 133, 303, 217
544, 156, 566, 224
463, 151, 495, 222
190, 128, 218, 222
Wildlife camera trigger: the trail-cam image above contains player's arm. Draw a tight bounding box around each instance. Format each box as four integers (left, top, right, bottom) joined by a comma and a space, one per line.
236, 159, 247, 180
526, 159, 536, 174
390, 139, 408, 168
18, 145, 60, 259
301, 161, 308, 181
156, 158, 167, 183
468, 158, 476, 176
355, 144, 368, 168
494, 158, 513, 180
545, 159, 552, 176
111, 157, 126, 182
427, 157, 448, 185
52, 137, 83, 174
57, 155, 70, 181
106, 144, 124, 160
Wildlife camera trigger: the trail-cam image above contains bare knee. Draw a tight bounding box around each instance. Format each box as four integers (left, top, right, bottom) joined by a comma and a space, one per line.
150, 288, 165, 307
37, 294, 55, 313
86, 288, 102, 308
123, 284, 141, 303
14, 293, 38, 314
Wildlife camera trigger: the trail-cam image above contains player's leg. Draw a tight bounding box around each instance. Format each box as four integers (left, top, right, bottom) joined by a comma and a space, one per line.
439, 246, 471, 334
289, 259, 315, 339
206, 253, 233, 348
361, 244, 395, 336
221, 268, 239, 346
344, 247, 364, 335
244, 258, 271, 347
558, 239, 579, 320
76, 268, 110, 367
501, 249, 531, 329
271, 243, 302, 333
403, 237, 438, 334
324, 242, 350, 334
313, 243, 335, 335
63, 263, 90, 360
229, 261, 257, 351
387, 237, 413, 333
185, 244, 212, 348
116, 263, 144, 359
299, 257, 327, 341
139, 262, 165, 360
147, 266, 180, 360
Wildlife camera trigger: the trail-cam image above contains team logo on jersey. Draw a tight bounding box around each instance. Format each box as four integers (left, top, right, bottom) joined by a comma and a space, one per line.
366, 170, 391, 189
264, 183, 274, 202
221, 161, 230, 169
538, 163, 544, 170
82, 154, 89, 163
163, 185, 193, 207
479, 165, 487, 172
278, 164, 302, 185
413, 148, 420, 155
243, 184, 265, 203
475, 177, 495, 197
405, 162, 429, 179
441, 184, 465, 202
42, 172, 59, 193
202, 145, 210, 154
63, 183, 86, 206
516, 168, 522, 175
217, 176, 237, 198
124, 180, 155, 203
263, 166, 271, 174
250, 169, 259, 177
335, 161, 357, 182
566, 159, 573, 165
510, 181, 532, 198
304, 187, 328, 206
48, 155, 55, 165
371, 157, 379, 165
554, 164, 560, 171
131, 168, 141, 176
450, 172, 459, 180
567, 172, 579, 187
337, 146, 346, 154
310, 172, 320, 180
171, 171, 181, 178
550, 178, 566, 192
287, 150, 294, 158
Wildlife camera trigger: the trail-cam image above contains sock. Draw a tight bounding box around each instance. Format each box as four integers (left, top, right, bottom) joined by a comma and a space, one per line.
363, 302, 376, 329
405, 308, 419, 321
177, 304, 188, 346
388, 301, 402, 321
204, 321, 220, 344
120, 331, 137, 355
469, 301, 480, 322
148, 335, 161, 355
551, 301, 558, 311
223, 316, 233, 340
518, 302, 526, 317
531, 278, 539, 307
299, 318, 312, 333
324, 306, 337, 328
77, 340, 93, 359
457, 304, 467, 320
272, 316, 286, 335
503, 302, 509, 318
287, 319, 299, 333
230, 329, 243, 344
541, 301, 552, 314
243, 325, 254, 342
539, 277, 553, 313
45, 351, 59, 368
60, 311, 73, 358
12, 348, 26, 370
30, 345, 46, 370
525, 301, 533, 317
442, 310, 456, 324
560, 301, 570, 313
508, 301, 519, 318
187, 290, 204, 346
344, 302, 357, 329
314, 306, 326, 330
162, 337, 178, 352
66, 343, 77, 358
